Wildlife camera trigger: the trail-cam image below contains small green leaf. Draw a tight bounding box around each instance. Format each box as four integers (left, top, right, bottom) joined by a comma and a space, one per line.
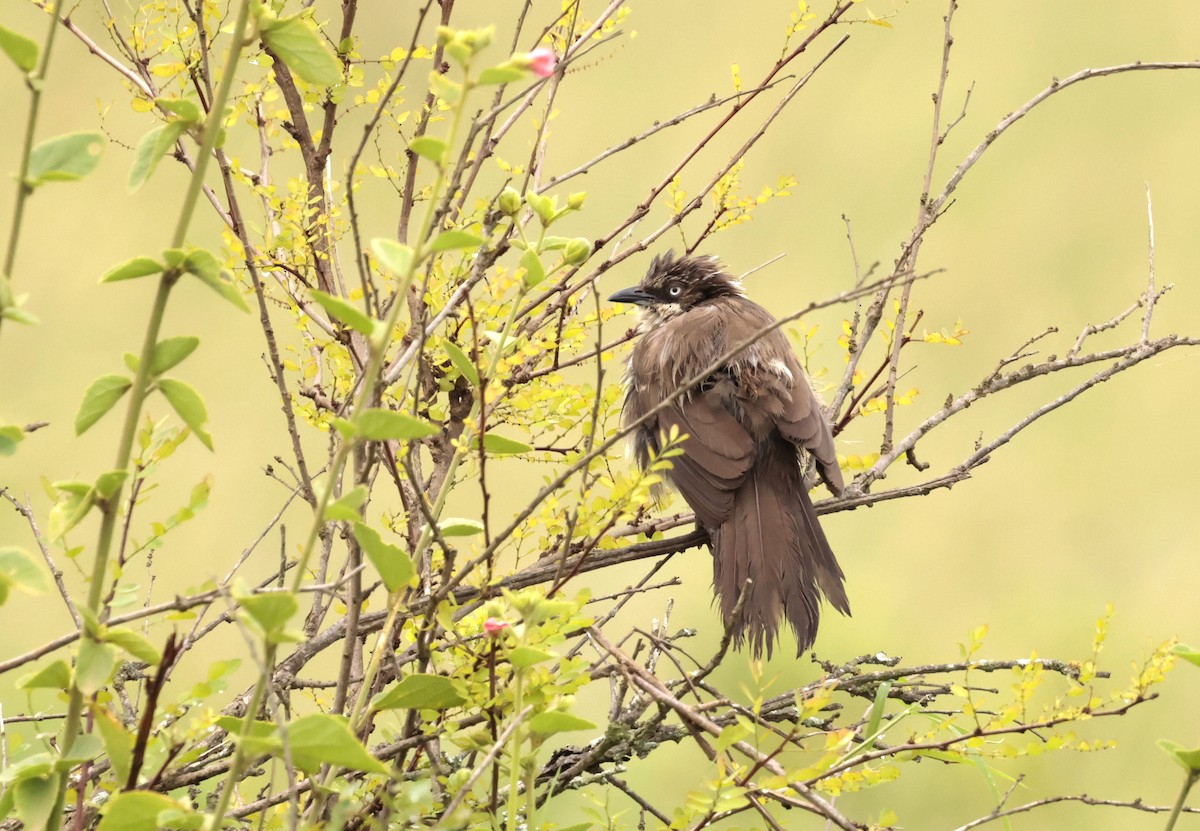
442, 340, 478, 386
260, 14, 343, 86
477, 64, 526, 85
93, 470, 129, 500
95, 709, 133, 787
371, 673, 465, 711
0, 424, 22, 456
27, 131, 105, 186
76, 375, 132, 435
236, 589, 298, 636
182, 248, 249, 312
0, 547, 48, 606
75, 638, 115, 695
508, 645, 555, 668
429, 70, 461, 103
1, 305, 38, 325
149, 336, 200, 375
103, 628, 162, 665
1173, 644, 1200, 668
287, 714, 388, 775
481, 433, 532, 455
370, 238, 414, 277
520, 248, 545, 289
157, 378, 213, 450
47, 487, 94, 541
154, 96, 202, 124
1158, 739, 1200, 773
17, 660, 70, 691
95, 792, 183, 831
525, 191, 556, 225
357, 408, 439, 440
438, 517, 484, 537
352, 523, 415, 592
128, 122, 186, 192
430, 230, 483, 252
310, 289, 374, 335
100, 256, 164, 283
0, 24, 38, 73
326, 485, 368, 522
12, 775, 55, 831
408, 136, 447, 166
528, 711, 596, 735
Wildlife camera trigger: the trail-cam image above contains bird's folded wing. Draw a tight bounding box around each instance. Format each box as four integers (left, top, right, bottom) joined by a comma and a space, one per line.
773, 354, 844, 494
656, 391, 756, 528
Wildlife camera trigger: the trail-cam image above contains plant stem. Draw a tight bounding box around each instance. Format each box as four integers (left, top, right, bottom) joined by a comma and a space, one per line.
46, 1, 254, 827
0, 0, 62, 340
207, 644, 277, 831
505, 668, 525, 831
1164, 771, 1199, 831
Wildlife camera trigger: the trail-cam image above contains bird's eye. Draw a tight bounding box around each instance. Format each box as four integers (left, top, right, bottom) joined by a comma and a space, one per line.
668, 285, 682, 298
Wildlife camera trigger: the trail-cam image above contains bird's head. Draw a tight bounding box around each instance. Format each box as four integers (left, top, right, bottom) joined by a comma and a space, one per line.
608, 251, 744, 315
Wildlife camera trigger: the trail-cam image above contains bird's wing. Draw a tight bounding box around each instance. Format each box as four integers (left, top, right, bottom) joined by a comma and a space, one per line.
773, 350, 844, 494
656, 390, 756, 527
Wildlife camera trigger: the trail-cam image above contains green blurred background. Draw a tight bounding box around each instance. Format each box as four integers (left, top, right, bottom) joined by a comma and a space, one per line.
2, 0, 1200, 826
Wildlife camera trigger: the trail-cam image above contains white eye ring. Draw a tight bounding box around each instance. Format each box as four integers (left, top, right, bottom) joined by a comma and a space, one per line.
668, 285, 682, 298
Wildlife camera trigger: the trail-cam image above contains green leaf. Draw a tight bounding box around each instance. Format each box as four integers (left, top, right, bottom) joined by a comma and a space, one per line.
47, 486, 94, 541
429, 70, 461, 103
27, 131, 104, 186
508, 645, 554, 668
408, 136, 447, 166
95, 708, 133, 785
76, 375, 132, 435
0, 547, 48, 605
1158, 739, 1200, 773
157, 378, 213, 450
525, 191, 556, 225
127, 122, 186, 192
442, 340, 478, 386
1, 305, 38, 325
528, 711, 596, 735
286, 714, 388, 775
154, 96, 202, 124
1173, 644, 1200, 668
310, 289, 374, 335
477, 64, 526, 85
181, 248, 250, 312
12, 774, 55, 831
236, 589, 298, 636
103, 628, 162, 664
482, 433, 532, 456
357, 408, 439, 440
17, 660, 70, 691
438, 517, 484, 537
370, 238, 414, 277
429, 230, 483, 252
326, 486, 368, 522
95, 792, 183, 831
352, 523, 415, 592
0, 24, 38, 73
76, 638, 115, 695
100, 256, 164, 283
93, 470, 129, 500
260, 14, 343, 86
149, 336, 200, 375
371, 673, 465, 711
0, 424, 23, 456
520, 248, 545, 289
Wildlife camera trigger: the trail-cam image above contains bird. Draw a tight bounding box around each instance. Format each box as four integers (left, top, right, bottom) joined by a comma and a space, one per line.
609, 251, 849, 657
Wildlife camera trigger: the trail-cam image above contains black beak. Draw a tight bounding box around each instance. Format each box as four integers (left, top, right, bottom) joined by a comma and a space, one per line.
608, 286, 655, 306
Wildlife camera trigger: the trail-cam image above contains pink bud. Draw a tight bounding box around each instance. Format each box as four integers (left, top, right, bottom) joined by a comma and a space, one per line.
527, 47, 557, 78
484, 618, 510, 637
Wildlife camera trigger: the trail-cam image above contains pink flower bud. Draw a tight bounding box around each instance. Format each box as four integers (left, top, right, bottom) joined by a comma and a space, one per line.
527, 47, 557, 78
484, 617, 510, 637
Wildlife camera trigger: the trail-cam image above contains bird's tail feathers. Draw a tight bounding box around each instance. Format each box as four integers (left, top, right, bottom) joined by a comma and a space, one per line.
711, 446, 849, 658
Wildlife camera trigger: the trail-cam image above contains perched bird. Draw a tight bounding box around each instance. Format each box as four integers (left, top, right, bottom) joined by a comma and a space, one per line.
609, 252, 849, 657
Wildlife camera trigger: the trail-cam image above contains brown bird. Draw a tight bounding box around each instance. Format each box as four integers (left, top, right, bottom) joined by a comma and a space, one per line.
609, 252, 849, 657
